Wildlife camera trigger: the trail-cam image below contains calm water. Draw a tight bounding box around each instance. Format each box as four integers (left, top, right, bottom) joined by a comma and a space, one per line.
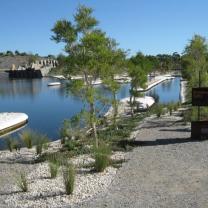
0, 76, 181, 148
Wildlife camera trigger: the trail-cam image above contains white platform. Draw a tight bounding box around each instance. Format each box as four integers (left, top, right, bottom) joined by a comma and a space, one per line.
0, 113, 28, 133
48, 82, 61, 86
137, 75, 175, 92
121, 96, 155, 110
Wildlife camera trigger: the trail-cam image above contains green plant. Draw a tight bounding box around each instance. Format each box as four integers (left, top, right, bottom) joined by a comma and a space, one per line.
182, 109, 192, 123
63, 164, 75, 195
174, 102, 180, 111
35, 134, 49, 155
93, 142, 111, 172
167, 103, 174, 115
5, 137, 20, 152
16, 171, 28, 192
49, 162, 59, 178
154, 104, 164, 118
5, 137, 14, 152
19, 130, 33, 148
63, 140, 76, 151
60, 120, 70, 144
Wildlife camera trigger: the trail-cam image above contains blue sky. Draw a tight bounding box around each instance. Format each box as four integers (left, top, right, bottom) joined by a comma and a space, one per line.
0, 0, 208, 56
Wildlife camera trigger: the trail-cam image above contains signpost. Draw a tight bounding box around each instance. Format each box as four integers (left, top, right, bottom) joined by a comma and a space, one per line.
191, 121, 208, 139
192, 87, 208, 106
191, 86, 208, 139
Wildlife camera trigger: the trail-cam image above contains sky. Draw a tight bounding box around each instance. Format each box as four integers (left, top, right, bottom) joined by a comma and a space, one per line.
1, 0, 208, 56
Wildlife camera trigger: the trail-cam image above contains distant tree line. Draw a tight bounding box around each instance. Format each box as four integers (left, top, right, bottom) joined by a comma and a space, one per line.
0, 50, 56, 59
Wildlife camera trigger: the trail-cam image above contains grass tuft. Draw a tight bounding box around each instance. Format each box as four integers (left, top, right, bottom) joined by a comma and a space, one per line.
19, 130, 33, 149
93, 142, 111, 172
63, 164, 75, 195
16, 171, 28, 192
49, 162, 59, 178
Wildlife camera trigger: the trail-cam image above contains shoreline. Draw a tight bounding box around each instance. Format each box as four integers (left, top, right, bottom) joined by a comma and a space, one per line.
0, 107, 191, 207
180, 79, 188, 103
105, 96, 155, 118
137, 74, 175, 92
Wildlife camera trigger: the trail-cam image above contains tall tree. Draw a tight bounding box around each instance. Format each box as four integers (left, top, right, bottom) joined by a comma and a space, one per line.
51, 5, 117, 147
182, 35, 208, 99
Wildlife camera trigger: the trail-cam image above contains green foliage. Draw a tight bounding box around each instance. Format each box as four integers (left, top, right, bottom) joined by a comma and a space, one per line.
34, 133, 49, 155
63, 140, 76, 151
167, 102, 174, 115
59, 115, 85, 144
16, 171, 28, 192
5, 137, 13, 152
128, 60, 147, 115
182, 109, 192, 123
49, 162, 59, 179
19, 130, 33, 148
6, 50, 14, 56
52, 5, 126, 147
182, 35, 208, 101
5, 137, 20, 152
63, 164, 75, 195
153, 104, 164, 118
93, 142, 111, 172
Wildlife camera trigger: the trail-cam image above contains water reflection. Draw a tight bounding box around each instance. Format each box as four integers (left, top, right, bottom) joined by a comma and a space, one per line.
0, 77, 181, 149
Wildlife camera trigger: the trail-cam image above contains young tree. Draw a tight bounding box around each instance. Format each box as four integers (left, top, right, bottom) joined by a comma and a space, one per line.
101, 40, 126, 128
182, 35, 208, 99
51, 5, 116, 147
128, 62, 147, 116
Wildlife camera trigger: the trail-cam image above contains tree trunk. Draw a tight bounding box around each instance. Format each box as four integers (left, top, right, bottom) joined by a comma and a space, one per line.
90, 102, 98, 148
130, 87, 134, 117
112, 91, 118, 129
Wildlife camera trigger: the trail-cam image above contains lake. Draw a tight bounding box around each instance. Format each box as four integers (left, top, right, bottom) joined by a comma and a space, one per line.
0, 76, 181, 148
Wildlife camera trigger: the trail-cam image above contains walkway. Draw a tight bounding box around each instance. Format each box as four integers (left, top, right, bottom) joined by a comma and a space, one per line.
75, 114, 208, 208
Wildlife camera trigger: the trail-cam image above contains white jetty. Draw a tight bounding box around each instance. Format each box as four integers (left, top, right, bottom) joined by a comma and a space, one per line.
137, 75, 175, 92
121, 96, 155, 110
48, 82, 61, 86
0, 113, 28, 135
105, 96, 155, 118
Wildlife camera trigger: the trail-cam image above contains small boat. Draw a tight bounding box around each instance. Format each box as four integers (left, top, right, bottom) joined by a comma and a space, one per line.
48, 82, 61, 86
0, 112, 28, 136
51, 75, 66, 80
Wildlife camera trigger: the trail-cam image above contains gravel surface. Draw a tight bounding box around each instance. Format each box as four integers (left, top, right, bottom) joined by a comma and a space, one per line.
1, 113, 208, 208
0, 142, 125, 208
75, 114, 208, 208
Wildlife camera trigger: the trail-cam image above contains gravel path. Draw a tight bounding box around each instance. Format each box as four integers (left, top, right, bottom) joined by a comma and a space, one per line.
75, 115, 208, 208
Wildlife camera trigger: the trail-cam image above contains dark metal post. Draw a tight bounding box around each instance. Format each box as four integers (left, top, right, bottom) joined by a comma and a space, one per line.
198, 70, 201, 120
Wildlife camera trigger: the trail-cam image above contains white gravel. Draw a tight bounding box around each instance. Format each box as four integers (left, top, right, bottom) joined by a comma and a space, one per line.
0, 142, 126, 208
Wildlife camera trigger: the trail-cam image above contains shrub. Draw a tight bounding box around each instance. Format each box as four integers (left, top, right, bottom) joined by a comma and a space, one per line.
93, 142, 111, 172
182, 109, 192, 123
63, 164, 75, 195
63, 140, 76, 151
19, 130, 34, 148
167, 103, 174, 115
5, 137, 15, 152
16, 171, 28, 192
49, 162, 59, 178
5, 137, 20, 152
35, 134, 49, 155
154, 104, 164, 118
60, 120, 70, 144
173, 102, 179, 111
